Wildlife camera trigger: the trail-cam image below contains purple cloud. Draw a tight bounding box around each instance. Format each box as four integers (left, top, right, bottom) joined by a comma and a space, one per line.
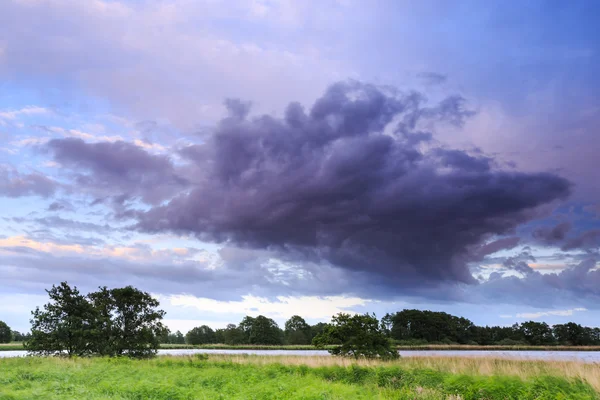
46, 138, 187, 205
0, 166, 56, 198
134, 81, 571, 288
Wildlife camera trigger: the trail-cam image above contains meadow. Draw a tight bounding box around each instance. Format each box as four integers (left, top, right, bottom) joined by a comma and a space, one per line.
1, 355, 599, 399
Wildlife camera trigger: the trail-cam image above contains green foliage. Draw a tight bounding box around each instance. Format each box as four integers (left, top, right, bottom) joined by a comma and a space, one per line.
386, 309, 475, 344
186, 325, 216, 345
384, 309, 600, 346
519, 321, 555, 345
0, 356, 597, 399
553, 322, 600, 346
220, 324, 246, 345
313, 313, 398, 359
88, 285, 166, 358
11, 331, 31, 342
239, 315, 284, 345
25, 282, 165, 358
25, 282, 96, 356
284, 315, 312, 345
0, 320, 12, 343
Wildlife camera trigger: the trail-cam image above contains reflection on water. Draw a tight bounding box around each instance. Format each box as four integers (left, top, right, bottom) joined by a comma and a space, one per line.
1, 348, 599, 362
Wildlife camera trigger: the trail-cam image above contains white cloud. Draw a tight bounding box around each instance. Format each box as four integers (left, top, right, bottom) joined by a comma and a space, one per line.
0, 106, 49, 121
163, 293, 370, 321
501, 308, 588, 320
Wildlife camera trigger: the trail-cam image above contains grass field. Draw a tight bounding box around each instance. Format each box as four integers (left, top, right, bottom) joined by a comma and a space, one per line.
4, 342, 600, 352
0, 343, 24, 351
0, 355, 598, 399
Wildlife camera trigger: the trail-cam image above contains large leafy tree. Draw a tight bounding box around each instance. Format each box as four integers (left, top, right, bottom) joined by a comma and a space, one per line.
0, 320, 12, 343
313, 313, 398, 359
89, 286, 166, 358
186, 325, 216, 345
26, 282, 166, 358
26, 282, 96, 356
284, 315, 311, 345
239, 315, 284, 345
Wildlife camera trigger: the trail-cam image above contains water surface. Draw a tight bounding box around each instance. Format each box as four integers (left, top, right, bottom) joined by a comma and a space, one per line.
1, 349, 598, 362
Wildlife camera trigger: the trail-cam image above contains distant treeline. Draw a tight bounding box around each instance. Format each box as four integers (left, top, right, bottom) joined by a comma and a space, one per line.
160, 310, 600, 347
383, 310, 600, 346
161, 315, 326, 346
4, 307, 600, 348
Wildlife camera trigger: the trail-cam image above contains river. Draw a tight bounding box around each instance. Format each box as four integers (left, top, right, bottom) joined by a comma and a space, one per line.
1, 349, 600, 362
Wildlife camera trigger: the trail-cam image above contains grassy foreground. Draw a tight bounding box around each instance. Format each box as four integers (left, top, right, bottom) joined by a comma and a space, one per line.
1, 355, 598, 399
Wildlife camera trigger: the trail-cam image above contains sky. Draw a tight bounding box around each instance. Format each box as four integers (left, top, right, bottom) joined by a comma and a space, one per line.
1, 0, 599, 334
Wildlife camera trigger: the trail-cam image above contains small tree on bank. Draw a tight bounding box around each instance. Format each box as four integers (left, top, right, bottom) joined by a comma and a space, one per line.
313, 313, 398, 360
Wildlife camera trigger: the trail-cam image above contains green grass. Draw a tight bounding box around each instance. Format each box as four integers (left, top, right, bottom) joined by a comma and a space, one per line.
0, 356, 597, 399
0, 343, 24, 351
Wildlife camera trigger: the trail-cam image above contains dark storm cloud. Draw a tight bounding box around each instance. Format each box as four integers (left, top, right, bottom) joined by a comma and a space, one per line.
533, 222, 572, 245
0, 166, 56, 198
46, 138, 187, 204
563, 230, 600, 251
531, 221, 599, 251
135, 81, 571, 288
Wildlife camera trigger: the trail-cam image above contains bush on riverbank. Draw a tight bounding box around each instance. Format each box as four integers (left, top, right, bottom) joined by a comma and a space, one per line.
0, 356, 598, 399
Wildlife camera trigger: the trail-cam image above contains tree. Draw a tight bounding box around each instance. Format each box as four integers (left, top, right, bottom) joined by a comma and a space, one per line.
310, 322, 328, 341
553, 323, 591, 346
186, 325, 216, 345
170, 330, 186, 344
519, 321, 554, 345
12, 331, 31, 342
222, 324, 245, 345
313, 313, 398, 359
88, 286, 166, 358
26, 282, 96, 357
215, 328, 225, 344
0, 321, 12, 343
284, 315, 311, 345
239, 315, 284, 345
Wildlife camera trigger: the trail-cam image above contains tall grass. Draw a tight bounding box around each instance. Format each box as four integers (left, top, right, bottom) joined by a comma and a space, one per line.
0, 355, 598, 399
207, 354, 600, 392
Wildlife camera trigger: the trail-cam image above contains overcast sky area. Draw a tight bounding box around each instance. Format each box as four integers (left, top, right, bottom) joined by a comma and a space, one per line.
1, 0, 599, 334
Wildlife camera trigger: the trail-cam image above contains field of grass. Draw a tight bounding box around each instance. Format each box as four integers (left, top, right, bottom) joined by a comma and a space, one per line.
1, 355, 598, 399
0, 343, 24, 351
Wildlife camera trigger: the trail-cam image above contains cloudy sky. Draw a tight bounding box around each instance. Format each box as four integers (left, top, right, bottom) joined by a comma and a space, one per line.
1, 0, 599, 333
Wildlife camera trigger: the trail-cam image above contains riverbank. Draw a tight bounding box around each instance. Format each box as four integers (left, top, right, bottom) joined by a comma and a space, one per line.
1, 355, 598, 399
3, 342, 600, 351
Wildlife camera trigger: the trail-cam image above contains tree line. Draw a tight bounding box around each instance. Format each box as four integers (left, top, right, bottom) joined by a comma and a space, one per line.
382, 309, 600, 346
162, 315, 328, 346
2, 283, 600, 360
